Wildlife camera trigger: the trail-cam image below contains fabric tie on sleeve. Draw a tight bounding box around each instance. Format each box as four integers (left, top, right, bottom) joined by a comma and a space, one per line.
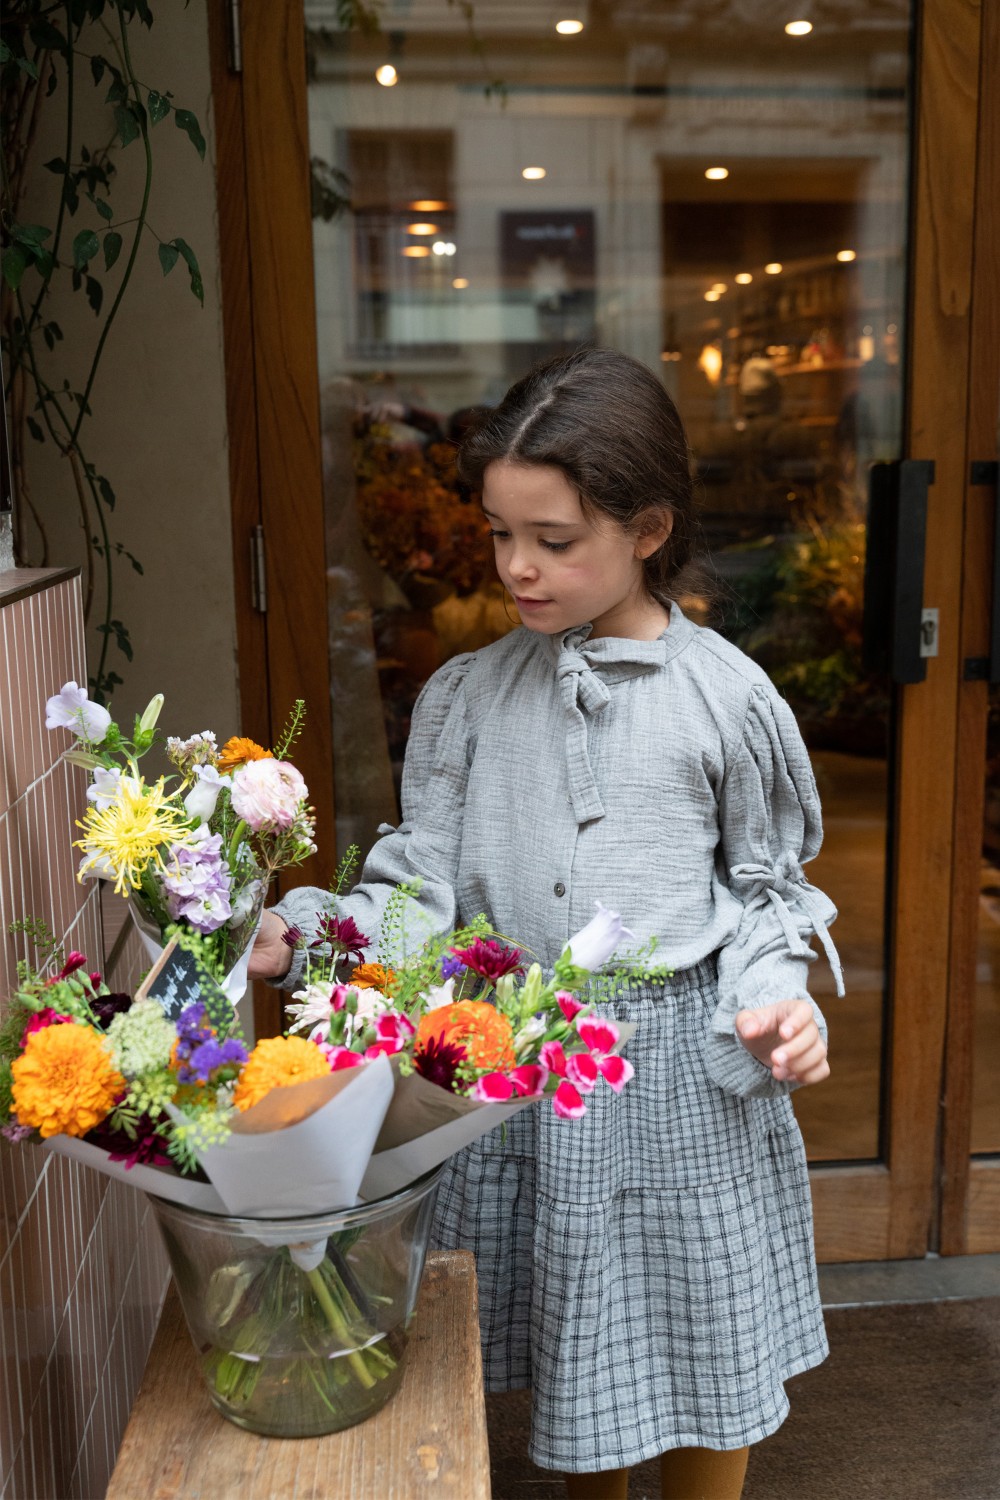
728, 851, 845, 997
550, 630, 670, 826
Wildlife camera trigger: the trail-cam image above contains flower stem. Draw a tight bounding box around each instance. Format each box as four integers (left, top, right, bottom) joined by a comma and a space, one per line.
304, 1266, 377, 1390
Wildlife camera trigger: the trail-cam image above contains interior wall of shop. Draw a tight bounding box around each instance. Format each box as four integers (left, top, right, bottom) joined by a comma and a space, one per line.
9, 5, 237, 743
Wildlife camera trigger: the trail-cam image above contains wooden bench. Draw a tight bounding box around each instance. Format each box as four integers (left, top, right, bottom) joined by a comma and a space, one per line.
107, 1250, 491, 1499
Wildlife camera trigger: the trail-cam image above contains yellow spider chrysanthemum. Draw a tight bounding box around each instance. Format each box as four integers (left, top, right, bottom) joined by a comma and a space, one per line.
232, 1035, 331, 1112
12, 1023, 125, 1138
75, 775, 199, 896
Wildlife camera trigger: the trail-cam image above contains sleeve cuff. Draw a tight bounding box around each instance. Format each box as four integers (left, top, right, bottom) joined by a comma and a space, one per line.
703, 987, 828, 1100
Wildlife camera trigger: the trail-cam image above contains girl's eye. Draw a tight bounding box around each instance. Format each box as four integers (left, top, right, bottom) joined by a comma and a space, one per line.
487, 528, 509, 541
541, 539, 572, 552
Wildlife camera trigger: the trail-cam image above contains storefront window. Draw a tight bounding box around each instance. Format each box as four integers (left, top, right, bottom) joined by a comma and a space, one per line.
305, 0, 914, 1161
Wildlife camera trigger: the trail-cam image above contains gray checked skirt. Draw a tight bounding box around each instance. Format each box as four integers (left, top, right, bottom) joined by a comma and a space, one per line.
430, 957, 829, 1473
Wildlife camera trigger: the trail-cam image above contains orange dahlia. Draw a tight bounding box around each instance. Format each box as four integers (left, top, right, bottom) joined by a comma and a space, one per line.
218, 736, 274, 774
12, 1024, 125, 1139
232, 1035, 331, 1112
348, 963, 396, 991
415, 1001, 516, 1074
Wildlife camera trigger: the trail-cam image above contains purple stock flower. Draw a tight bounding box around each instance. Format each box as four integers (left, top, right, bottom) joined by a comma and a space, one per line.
159, 826, 232, 934
1, 1120, 34, 1143
173, 1002, 247, 1085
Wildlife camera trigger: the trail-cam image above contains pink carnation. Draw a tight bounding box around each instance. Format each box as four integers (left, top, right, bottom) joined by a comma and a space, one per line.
230, 758, 307, 832
21, 1008, 73, 1048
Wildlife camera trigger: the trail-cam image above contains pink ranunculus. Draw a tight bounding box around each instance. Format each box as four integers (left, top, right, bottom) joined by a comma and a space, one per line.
539, 1040, 567, 1076
552, 1080, 586, 1119
21, 1008, 73, 1048
509, 1063, 549, 1098
316, 1043, 363, 1071
470, 1072, 515, 1102
230, 758, 308, 832
556, 991, 584, 1023
577, 1016, 620, 1056
598, 1055, 634, 1093
565, 1052, 599, 1094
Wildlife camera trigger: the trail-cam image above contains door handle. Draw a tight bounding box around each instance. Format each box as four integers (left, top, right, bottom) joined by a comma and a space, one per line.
863, 458, 935, 684
964, 459, 1000, 683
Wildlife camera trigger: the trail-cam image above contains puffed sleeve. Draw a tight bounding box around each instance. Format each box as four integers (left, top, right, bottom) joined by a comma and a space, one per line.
272, 653, 474, 991
706, 682, 845, 1098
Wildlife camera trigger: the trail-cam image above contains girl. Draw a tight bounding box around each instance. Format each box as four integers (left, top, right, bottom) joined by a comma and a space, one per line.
251, 347, 843, 1499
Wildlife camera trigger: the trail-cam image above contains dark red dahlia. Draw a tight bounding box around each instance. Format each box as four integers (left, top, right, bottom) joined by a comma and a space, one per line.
449, 938, 522, 982
413, 1036, 469, 1093
312, 913, 372, 963
88, 1113, 171, 1170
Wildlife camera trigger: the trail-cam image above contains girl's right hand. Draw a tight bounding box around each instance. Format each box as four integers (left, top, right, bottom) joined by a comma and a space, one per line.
247, 908, 294, 982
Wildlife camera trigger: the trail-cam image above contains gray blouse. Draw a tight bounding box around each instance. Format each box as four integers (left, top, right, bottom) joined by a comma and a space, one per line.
276, 602, 843, 1099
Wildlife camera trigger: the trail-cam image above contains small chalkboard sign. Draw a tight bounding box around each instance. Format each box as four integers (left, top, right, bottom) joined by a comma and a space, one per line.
136, 938, 213, 1022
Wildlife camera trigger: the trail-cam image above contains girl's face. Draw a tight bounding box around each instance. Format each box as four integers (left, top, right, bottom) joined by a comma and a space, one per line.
482, 460, 671, 640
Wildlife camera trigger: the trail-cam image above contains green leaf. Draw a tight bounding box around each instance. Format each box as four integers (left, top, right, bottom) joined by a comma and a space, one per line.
114, 104, 140, 148
174, 109, 206, 160
97, 476, 116, 511
2, 245, 29, 290
43, 157, 67, 175
126, 551, 144, 576
46, 321, 63, 342
29, 18, 68, 54
103, 231, 123, 270
85, 276, 103, 316
14, 223, 53, 248
33, 248, 55, 278
0, 40, 9, 64
147, 89, 170, 123
158, 242, 180, 276
62, 178, 80, 214
72, 228, 100, 271
27, 416, 45, 443
93, 196, 113, 222
171, 237, 204, 305
18, 55, 39, 79
91, 55, 106, 86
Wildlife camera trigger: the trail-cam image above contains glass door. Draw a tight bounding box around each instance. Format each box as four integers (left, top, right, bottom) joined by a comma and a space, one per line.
219, 0, 990, 1258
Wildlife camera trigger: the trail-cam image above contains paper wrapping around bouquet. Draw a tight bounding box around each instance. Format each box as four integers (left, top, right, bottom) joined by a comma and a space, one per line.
42, 1134, 228, 1213
169, 1051, 395, 1218
128, 898, 260, 1007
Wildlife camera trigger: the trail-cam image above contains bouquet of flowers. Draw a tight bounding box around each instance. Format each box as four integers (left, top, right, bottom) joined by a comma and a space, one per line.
0, 875, 643, 1435
45, 681, 316, 1001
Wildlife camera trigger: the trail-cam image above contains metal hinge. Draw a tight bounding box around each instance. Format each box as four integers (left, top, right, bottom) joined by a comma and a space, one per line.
226, 0, 243, 74
250, 523, 267, 613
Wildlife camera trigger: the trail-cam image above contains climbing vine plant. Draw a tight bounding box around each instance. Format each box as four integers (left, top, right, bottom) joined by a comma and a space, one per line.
0, 0, 205, 699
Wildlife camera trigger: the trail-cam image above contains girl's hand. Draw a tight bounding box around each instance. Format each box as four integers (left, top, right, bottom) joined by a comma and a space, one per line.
734, 999, 830, 1086
247, 909, 294, 982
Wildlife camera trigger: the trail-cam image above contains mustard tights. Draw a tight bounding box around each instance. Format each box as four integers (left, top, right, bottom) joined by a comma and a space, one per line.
563, 1444, 749, 1500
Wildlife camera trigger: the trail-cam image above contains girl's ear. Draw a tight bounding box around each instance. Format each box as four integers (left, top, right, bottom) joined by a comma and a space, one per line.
634, 507, 673, 560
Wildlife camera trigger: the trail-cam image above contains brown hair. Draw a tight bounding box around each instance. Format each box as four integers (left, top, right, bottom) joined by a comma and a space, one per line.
457, 346, 696, 604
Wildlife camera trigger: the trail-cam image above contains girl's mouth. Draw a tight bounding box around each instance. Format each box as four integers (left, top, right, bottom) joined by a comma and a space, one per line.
515, 596, 551, 610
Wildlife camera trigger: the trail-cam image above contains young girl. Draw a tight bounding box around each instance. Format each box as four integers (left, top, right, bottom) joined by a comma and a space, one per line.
251, 347, 843, 1500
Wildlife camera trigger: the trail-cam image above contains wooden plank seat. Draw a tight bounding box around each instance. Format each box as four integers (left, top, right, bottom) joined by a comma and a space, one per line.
106, 1250, 491, 1499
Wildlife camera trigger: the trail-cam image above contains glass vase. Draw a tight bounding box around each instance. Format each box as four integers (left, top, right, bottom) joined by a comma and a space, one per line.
149, 1169, 442, 1438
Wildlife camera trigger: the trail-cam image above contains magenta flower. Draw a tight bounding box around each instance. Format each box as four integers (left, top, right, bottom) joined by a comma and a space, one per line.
21, 1008, 73, 1048
364, 1011, 416, 1059
596, 1055, 634, 1093
556, 991, 584, 1023
317, 1042, 364, 1071
509, 1063, 549, 1098
566, 1053, 599, 1094
577, 1016, 620, 1055
449, 938, 522, 982
470, 1072, 515, 1102
314, 913, 371, 963
281, 924, 304, 948
60, 951, 88, 978
553, 1080, 586, 1119
539, 1040, 567, 1076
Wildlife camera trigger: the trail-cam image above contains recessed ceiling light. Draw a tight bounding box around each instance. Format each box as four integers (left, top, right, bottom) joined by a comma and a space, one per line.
375, 64, 398, 86
556, 19, 584, 34
785, 21, 813, 36
765, 261, 783, 274
402, 246, 430, 258
704, 289, 722, 302
522, 166, 547, 180
705, 166, 729, 181
836, 248, 857, 262
711, 282, 727, 294
452, 277, 469, 289
409, 200, 449, 212
408, 223, 438, 235
735, 272, 753, 284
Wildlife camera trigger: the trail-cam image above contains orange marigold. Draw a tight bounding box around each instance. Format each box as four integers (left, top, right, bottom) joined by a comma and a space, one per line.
12, 1024, 125, 1139
348, 963, 396, 992
232, 1035, 331, 1112
218, 736, 274, 773
415, 1001, 516, 1074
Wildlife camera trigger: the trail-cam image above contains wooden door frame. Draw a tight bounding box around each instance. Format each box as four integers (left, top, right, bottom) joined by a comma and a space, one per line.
210, 0, 990, 1258
939, 0, 1000, 1257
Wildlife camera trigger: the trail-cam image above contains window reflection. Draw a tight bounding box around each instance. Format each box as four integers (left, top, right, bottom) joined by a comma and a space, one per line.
306, 0, 914, 1162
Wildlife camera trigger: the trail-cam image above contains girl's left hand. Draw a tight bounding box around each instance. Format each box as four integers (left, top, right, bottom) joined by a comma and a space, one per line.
734, 999, 830, 1086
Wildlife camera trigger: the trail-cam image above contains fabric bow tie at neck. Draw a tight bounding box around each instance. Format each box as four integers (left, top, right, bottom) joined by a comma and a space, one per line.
549, 630, 669, 825
728, 852, 846, 998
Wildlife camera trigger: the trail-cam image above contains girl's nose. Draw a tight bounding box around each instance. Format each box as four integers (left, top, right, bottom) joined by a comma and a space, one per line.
508, 545, 538, 581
